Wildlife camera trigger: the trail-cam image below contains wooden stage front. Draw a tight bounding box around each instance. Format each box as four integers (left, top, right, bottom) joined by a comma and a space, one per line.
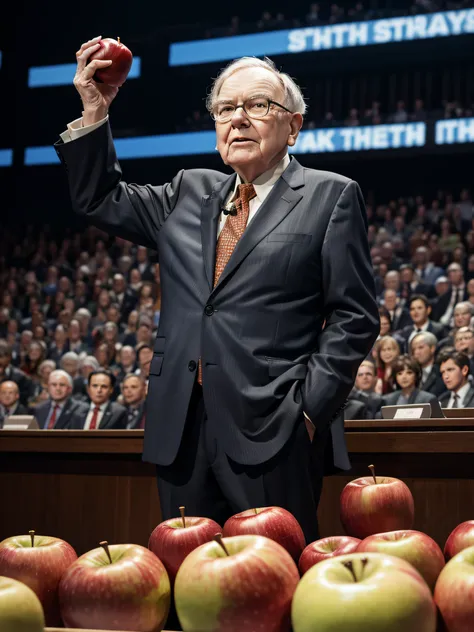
1, 419, 474, 554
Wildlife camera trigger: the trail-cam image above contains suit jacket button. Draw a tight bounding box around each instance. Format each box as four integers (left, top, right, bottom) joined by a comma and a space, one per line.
204, 304, 214, 316
188, 360, 197, 372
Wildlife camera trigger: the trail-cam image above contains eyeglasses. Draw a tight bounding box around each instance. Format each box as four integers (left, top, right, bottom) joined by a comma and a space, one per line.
211, 97, 293, 123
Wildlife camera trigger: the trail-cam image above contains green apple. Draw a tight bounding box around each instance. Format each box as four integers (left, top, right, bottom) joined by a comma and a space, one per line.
0, 576, 45, 632
292, 552, 436, 632
434, 543, 474, 631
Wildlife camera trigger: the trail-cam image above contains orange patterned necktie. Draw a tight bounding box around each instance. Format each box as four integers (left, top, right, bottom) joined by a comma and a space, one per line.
197, 183, 257, 385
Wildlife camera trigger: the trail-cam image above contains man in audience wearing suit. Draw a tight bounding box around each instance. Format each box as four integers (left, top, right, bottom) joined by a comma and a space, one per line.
432, 263, 468, 326
69, 370, 127, 430
0, 341, 33, 406
349, 361, 383, 418
454, 327, 474, 375
133, 246, 155, 282
35, 369, 88, 429
55, 48, 379, 542
399, 264, 433, 301
410, 332, 446, 397
381, 289, 411, 332
398, 294, 445, 352
121, 374, 147, 429
0, 381, 29, 427
412, 246, 444, 286
438, 302, 474, 349
72, 355, 99, 402
439, 350, 474, 409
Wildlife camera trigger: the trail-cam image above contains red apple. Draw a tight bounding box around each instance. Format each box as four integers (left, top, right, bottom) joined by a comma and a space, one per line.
357, 530, 445, 591
0, 576, 45, 632
59, 541, 170, 631
175, 534, 299, 632
223, 506, 305, 562
0, 530, 77, 626
444, 520, 474, 561
434, 544, 474, 631
340, 465, 415, 539
89, 37, 133, 87
299, 536, 361, 574
149, 507, 221, 583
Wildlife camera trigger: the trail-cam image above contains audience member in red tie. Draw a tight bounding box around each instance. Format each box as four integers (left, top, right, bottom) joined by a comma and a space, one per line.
33, 370, 87, 430
55, 47, 379, 543
0, 381, 28, 427
121, 374, 147, 429
69, 370, 127, 430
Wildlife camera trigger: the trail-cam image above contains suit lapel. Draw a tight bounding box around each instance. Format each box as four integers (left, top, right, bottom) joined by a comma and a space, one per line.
99, 403, 112, 429
210, 158, 305, 294
201, 173, 237, 291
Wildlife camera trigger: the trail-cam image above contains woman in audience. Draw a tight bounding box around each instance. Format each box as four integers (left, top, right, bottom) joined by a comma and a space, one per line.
28, 359, 56, 408
378, 307, 392, 338
380, 354, 440, 408
374, 335, 400, 394
21, 340, 47, 380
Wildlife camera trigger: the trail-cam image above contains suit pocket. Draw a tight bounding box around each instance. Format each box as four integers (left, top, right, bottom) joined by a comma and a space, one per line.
267, 357, 308, 379
149, 355, 164, 376
266, 233, 312, 244
153, 336, 166, 353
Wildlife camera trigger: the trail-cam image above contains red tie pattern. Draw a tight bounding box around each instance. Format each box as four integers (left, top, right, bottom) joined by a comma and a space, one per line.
89, 406, 100, 430
47, 404, 59, 430
197, 183, 257, 386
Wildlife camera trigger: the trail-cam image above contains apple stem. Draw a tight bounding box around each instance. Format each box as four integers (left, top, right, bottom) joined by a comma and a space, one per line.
343, 560, 357, 582
99, 541, 113, 564
214, 533, 230, 556
29, 530, 35, 547
254, 508, 259, 515
179, 505, 186, 529
117, 36, 121, 44
368, 464, 377, 484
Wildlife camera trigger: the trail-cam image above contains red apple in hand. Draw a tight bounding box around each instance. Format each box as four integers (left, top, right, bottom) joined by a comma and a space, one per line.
435, 544, 474, 631
89, 37, 133, 87
59, 541, 170, 631
148, 506, 221, 583
223, 506, 305, 562
0, 530, 77, 626
340, 465, 415, 539
299, 536, 361, 575
357, 530, 445, 591
444, 520, 474, 561
175, 534, 299, 632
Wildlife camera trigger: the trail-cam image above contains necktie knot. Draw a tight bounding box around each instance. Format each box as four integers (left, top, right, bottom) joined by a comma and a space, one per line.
235, 183, 257, 208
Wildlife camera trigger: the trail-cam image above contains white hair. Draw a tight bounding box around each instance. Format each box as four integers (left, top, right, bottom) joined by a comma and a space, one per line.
206, 56, 307, 116
49, 369, 73, 387
60, 352, 79, 367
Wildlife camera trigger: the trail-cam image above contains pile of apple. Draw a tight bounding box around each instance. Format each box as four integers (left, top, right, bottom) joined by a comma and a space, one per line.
1, 469, 474, 632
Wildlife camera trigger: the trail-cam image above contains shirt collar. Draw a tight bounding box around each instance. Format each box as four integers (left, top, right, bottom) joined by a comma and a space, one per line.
422, 362, 434, 376
453, 381, 471, 403
229, 154, 290, 206
91, 402, 108, 413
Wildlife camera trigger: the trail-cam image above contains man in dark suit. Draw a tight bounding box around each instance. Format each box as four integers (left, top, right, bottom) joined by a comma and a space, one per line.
109, 274, 138, 321
0, 381, 29, 427
381, 289, 411, 333
132, 246, 155, 282
54, 46, 379, 542
121, 374, 147, 429
35, 370, 88, 429
431, 263, 469, 326
349, 360, 383, 419
68, 370, 127, 430
438, 302, 474, 350
438, 350, 474, 408
0, 341, 34, 406
410, 331, 447, 397
398, 294, 446, 353
399, 264, 434, 302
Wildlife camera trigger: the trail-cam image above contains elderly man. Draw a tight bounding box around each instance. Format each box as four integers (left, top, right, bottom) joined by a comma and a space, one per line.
438, 302, 474, 350
54, 43, 379, 542
0, 381, 29, 427
410, 331, 446, 396
34, 370, 88, 430
432, 263, 468, 325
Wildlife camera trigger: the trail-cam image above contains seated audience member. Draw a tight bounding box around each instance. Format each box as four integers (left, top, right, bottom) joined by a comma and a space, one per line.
60, 351, 80, 380
434, 276, 449, 298
380, 355, 440, 410
454, 327, 474, 374
413, 246, 444, 286
69, 370, 127, 430
20, 340, 47, 379
399, 264, 433, 302
378, 307, 392, 338
29, 359, 56, 408
438, 302, 474, 349
0, 381, 28, 426
0, 341, 33, 405
398, 294, 446, 352
136, 344, 153, 381
349, 361, 383, 418
432, 263, 468, 326
48, 324, 69, 365
381, 289, 411, 332
115, 345, 136, 384
34, 370, 87, 430
121, 374, 147, 429
374, 335, 400, 395
439, 350, 474, 408
68, 319, 89, 354
410, 332, 446, 396
72, 355, 99, 402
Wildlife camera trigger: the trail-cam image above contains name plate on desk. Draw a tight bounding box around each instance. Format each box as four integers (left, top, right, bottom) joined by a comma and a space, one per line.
394, 407, 424, 419
1, 415, 39, 430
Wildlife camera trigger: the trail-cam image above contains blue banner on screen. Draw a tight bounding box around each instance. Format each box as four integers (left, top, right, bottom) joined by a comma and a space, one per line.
0, 149, 13, 167
28, 57, 141, 88
435, 118, 474, 144
169, 9, 474, 65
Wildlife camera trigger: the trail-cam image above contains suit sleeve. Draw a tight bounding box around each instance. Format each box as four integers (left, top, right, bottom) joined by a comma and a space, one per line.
302, 180, 380, 432
54, 120, 184, 250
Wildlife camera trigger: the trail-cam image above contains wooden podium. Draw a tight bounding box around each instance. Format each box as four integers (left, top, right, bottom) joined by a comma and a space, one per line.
1, 419, 474, 553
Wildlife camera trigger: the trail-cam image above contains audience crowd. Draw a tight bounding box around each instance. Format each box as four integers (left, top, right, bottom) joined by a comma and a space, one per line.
0, 184, 473, 428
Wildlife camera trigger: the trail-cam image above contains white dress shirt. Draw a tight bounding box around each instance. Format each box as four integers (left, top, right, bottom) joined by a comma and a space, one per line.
84, 402, 108, 430
446, 382, 471, 408
440, 285, 466, 326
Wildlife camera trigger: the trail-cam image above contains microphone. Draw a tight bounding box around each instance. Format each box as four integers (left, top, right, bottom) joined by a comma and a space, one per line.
222, 203, 237, 216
